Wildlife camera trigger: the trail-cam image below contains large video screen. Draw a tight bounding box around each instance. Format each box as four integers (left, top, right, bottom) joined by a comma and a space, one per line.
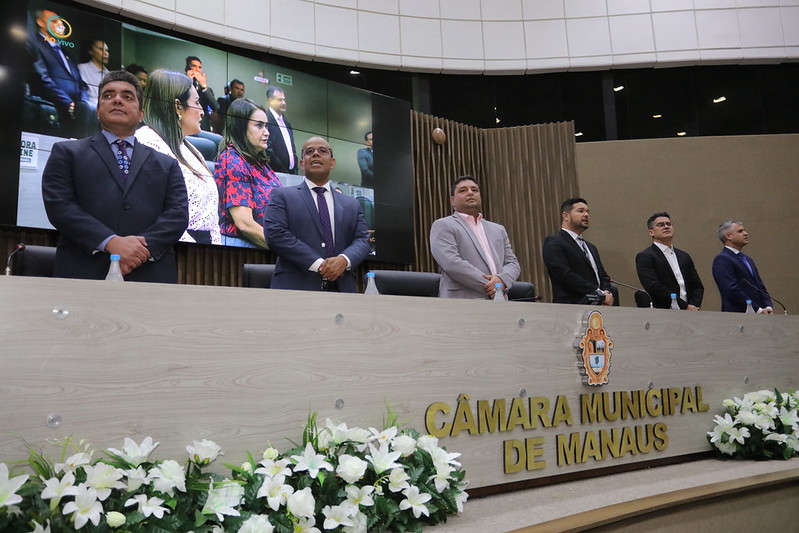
4, 0, 414, 264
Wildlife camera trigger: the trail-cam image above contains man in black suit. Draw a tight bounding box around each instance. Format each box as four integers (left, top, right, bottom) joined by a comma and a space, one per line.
265, 86, 298, 174
28, 8, 93, 138
184, 56, 220, 132
635, 212, 704, 310
42, 70, 188, 282
542, 197, 614, 305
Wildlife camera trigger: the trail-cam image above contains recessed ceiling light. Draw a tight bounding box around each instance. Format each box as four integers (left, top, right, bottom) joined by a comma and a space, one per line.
652, 114, 662, 119
575, 132, 583, 137
712, 96, 726, 103
350, 70, 360, 75
677, 131, 687, 136
613, 85, 624, 92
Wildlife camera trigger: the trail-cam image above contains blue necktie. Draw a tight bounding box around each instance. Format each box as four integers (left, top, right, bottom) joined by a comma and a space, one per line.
115, 139, 130, 176
739, 253, 754, 276
313, 187, 335, 257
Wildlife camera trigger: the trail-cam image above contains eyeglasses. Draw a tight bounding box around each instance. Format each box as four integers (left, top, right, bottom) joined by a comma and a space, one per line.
303, 146, 331, 157
654, 221, 674, 228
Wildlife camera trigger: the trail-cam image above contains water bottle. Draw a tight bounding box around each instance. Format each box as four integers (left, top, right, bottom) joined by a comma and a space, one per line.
745, 299, 755, 314
105, 254, 124, 281
670, 293, 679, 310
364, 271, 379, 295
493, 282, 505, 302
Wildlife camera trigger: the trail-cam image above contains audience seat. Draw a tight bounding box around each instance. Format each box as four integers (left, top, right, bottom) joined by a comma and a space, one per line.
11, 244, 57, 277
365, 270, 440, 297
508, 281, 536, 302
242, 263, 276, 288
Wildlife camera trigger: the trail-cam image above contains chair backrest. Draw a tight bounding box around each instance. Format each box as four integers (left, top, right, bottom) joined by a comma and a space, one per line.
366, 270, 440, 297
508, 281, 536, 302
11, 244, 57, 277
242, 264, 276, 288
634, 290, 652, 308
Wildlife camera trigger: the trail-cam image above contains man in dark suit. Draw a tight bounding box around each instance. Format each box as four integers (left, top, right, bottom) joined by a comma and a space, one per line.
542, 197, 615, 305
265, 136, 370, 292
357, 131, 374, 188
28, 8, 93, 138
635, 212, 704, 310
42, 70, 188, 282
265, 86, 298, 174
712, 220, 773, 313
430, 176, 520, 299
184, 56, 220, 132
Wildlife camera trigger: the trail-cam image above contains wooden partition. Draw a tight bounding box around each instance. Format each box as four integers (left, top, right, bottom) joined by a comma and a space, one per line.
1, 277, 797, 491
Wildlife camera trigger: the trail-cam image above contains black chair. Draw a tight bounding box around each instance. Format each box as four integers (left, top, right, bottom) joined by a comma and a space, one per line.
242, 263, 276, 288
11, 244, 57, 277
508, 281, 536, 302
634, 290, 653, 308
365, 270, 440, 297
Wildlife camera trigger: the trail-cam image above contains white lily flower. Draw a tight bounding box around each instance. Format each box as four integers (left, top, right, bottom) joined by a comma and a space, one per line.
287, 487, 316, 519
125, 493, 169, 518
83, 463, 126, 501
365, 442, 401, 474
256, 473, 294, 511
254, 458, 292, 479
237, 514, 275, 533
107, 437, 159, 466
294, 516, 321, 533
262, 447, 279, 461
454, 489, 469, 513
123, 466, 149, 492
429, 463, 455, 492
341, 511, 368, 533
148, 460, 186, 496
54, 453, 91, 474
391, 435, 417, 457
399, 485, 431, 519
735, 409, 757, 426
291, 443, 333, 479
727, 426, 750, 445
431, 446, 462, 468
40, 471, 78, 510
0, 463, 29, 509
416, 435, 439, 453
344, 484, 375, 508
368, 426, 397, 446
336, 454, 368, 484
346, 427, 372, 452
716, 441, 738, 455
324, 419, 351, 445
764, 433, 788, 445
323, 504, 354, 529
779, 407, 799, 430
387, 467, 410, 493
202, 481, 244, 521
62, 484, 103, 530
187, 439, 223, 466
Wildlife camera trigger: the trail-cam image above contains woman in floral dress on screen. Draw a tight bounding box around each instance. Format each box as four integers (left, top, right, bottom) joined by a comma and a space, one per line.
214, 98, 281, 248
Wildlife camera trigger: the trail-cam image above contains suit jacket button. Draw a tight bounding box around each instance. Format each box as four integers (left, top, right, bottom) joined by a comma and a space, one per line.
124, 204, 131, 210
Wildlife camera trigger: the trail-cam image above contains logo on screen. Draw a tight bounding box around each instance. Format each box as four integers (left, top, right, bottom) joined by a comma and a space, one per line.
44, 15, 74, 47
574, 310, 613, 386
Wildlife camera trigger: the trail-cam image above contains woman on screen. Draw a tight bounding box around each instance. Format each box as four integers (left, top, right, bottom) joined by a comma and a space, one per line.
214, 98, 281, 248
135, 69, 221, 245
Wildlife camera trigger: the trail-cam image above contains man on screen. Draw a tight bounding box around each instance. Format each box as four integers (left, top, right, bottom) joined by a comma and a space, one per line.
357, 131, 374, 188
712, 220, 773, 313
265, 86, 298, 174
184, 56, 219, 132
430, 176, 520, 299
42, 70, 188, 282
635, 212, 703, 310
264, 137, 370, 292
542, 197, 615, 305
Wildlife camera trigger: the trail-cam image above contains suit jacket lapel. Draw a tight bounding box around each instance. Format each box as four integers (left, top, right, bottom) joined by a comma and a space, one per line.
125, 140, 150, 194
300, 184, 324, 237
651, 243, 678, 284
453, 214, 492, 270
561, 229, 592, 269
91, 135, 127, 192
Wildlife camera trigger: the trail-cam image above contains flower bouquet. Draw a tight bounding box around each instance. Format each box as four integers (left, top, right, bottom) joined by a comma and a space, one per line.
707, 389, 799, 460
0, 413, 468, 532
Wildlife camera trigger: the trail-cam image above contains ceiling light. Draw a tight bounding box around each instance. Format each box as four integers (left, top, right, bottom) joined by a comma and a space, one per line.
495, 118, 501, 124
349, 70, 360, 75
677, 131, 686, 136
574, 132, 583, 137
652, 114, 662, 119
713, 96, 726, 104
613, 85, 624, 92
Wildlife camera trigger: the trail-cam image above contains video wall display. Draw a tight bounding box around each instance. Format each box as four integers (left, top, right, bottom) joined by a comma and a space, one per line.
8, 0, 414, 263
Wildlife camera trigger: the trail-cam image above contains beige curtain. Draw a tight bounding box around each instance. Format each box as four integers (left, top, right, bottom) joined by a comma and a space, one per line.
3, 114, 577, 298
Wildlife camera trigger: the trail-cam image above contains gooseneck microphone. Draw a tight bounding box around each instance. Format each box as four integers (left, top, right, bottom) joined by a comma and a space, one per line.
609, 278, 653, 308
5, 243, 25, 276
741, 279, 787, 315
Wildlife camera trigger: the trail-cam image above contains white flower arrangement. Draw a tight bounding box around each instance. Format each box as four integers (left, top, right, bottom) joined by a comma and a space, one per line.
707, 389, 799, 460
0, 412, 468, 532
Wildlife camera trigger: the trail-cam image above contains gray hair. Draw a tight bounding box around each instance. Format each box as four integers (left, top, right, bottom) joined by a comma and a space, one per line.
717, 220, 742, 244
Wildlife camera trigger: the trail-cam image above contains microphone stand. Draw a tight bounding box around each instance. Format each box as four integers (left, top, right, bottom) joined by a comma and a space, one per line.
741, 279, 787, 315
5, 243, 25, 276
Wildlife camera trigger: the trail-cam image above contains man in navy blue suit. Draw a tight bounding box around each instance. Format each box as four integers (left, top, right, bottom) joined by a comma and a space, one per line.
265, 136, 370, 292
42, 70, 188, 282
712, 220, 773, 313
28, 8, 93, 138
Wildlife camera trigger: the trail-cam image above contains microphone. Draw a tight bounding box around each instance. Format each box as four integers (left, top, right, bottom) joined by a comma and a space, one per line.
740, 279, 787, 315
609, 278, 653, 308
5, 243, 25, 276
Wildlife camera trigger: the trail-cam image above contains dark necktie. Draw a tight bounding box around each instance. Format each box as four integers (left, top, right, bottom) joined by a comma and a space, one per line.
313, 187, 335, 257
115, 139, 130, 176
739, 253, 754, 276
578, 236, 600, 285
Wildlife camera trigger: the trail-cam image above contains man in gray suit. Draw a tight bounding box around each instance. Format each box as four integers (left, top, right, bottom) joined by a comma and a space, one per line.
430, 176, 520, 299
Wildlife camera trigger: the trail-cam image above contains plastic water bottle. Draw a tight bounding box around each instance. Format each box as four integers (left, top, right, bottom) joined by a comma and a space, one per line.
670, 293, 679, 310
493, 282, 505, 302
745, 299, 755, 314
105, 254, 124, 281
364, 271, 379, 295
